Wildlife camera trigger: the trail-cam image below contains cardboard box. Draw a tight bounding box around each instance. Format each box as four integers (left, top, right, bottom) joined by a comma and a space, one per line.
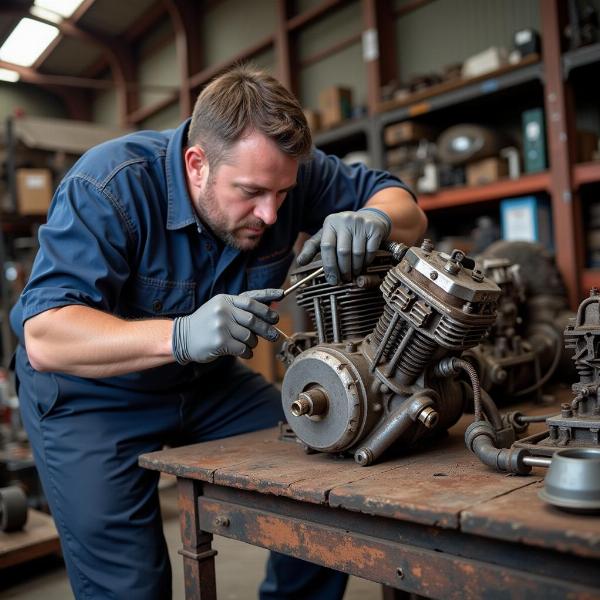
303, 109, 321, 134
461, 46, 508, 79
384, 121, 436, 147
16, 168, 53, 215
500, 195, 553, 251
318, 86, 352, 129
466, 157, 508, 186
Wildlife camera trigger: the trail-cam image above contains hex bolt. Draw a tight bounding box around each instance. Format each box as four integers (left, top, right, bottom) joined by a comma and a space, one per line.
215, 516, 230, 527
561, 403, 573, 418
417, 406, 439, 429
345, 341, 357, 353
354, 448, 373, 466
420, 239, 434, 253
444, 261, 460, 275
471, 268, 484, 282
430, 271, 438, 280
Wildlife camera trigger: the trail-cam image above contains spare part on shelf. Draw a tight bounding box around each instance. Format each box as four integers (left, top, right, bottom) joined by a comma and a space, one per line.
437, 124, 508, 166
522, 108, 547, 173
513, 28, 540, 58
461, 47, 508, 79
463, 257, 563, 404
0, 485, 28, 532
565, 0, 599, 49
279, 240, 502, 466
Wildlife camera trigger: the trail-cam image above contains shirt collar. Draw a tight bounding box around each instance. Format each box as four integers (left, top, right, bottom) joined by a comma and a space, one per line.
166, 118, 197, 230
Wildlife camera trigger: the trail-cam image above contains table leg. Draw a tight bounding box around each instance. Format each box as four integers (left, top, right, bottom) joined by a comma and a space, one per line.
177, 478, 218, 600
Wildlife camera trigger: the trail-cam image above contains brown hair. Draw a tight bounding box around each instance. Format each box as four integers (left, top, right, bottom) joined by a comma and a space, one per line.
188, 64, 312, 168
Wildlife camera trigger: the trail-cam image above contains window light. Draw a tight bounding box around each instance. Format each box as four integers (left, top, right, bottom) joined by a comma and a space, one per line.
0, 18, 59, 67
33, 0, 87, 20
29, 6, 64, 24
0, 68, 20, 83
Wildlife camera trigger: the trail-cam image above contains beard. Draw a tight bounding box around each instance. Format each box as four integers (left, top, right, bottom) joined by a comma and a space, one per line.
194, 179, 267, 251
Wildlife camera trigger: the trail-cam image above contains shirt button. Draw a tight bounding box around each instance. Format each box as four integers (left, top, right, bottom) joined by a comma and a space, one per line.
152, 300, 163, 312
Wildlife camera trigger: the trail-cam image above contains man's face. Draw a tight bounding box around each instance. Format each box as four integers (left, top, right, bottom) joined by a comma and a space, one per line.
187, 131, 299, 251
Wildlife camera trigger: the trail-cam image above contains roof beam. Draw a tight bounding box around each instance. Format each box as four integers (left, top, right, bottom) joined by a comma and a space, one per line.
32, 0, 97, 69
0, 3, 138, 127
164, 0, 203, 118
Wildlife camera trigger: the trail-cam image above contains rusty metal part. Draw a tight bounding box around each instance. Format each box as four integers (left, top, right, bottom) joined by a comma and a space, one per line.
515, 289, 600, 455
280, 242, 501, 465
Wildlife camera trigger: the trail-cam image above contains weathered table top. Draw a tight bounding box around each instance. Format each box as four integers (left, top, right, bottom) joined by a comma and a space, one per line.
0, 508, 60, 569
140, 393, 600, 561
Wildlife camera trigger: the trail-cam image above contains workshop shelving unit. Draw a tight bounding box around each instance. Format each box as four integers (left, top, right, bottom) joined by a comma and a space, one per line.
286, 0, 597, 310
2, 0, 598, 316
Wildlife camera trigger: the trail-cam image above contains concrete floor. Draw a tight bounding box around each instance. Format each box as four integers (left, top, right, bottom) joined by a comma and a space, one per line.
0, 484, 382, 599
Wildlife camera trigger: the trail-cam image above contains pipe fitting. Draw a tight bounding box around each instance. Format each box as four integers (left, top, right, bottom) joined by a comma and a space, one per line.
502, 411, 530, 435
465, 421, 532, 475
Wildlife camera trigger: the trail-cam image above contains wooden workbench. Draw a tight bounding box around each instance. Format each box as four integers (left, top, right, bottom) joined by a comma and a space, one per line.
0, 508, 60, 569
140, 408, 600, 600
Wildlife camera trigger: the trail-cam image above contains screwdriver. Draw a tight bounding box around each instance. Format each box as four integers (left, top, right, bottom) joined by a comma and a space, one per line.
272, 266, 324, 342
282, 266, 325, 297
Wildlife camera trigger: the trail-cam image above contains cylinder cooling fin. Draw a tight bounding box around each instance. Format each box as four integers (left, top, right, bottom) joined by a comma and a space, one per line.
292, 251, 397, 343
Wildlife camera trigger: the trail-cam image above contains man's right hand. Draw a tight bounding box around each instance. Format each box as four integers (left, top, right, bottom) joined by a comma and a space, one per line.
171, 289, 283, 364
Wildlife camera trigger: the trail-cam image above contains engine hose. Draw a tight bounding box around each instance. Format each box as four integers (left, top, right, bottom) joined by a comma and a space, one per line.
479, 387, 504, 431
458, 380, 503, 431
452, 358, 483, 421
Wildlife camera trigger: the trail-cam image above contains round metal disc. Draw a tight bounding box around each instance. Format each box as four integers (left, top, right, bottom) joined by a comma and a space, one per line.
282, 347, 366, 452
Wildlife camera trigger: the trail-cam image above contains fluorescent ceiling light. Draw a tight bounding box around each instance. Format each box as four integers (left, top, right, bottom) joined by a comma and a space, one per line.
30, 6, 64, 24
0, 18, 59, 67
0, 68, 20, 83
34, 0, 87, 19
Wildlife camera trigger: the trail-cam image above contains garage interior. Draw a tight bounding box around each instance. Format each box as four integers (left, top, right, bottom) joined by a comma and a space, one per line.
1, 1, 600, 599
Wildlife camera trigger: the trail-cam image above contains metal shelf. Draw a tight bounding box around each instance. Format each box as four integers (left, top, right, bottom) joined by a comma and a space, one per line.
573, 161, 600, 188
418, 171, 551, 212
313, 117, 371, 148
563, 42, 600, 77
377, 57, 543, 127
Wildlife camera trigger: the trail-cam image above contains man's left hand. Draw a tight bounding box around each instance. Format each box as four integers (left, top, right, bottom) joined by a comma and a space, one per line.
296, 208, 391, 285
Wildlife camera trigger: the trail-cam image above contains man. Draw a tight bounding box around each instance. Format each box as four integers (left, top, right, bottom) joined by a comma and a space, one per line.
11, 65, 426, 599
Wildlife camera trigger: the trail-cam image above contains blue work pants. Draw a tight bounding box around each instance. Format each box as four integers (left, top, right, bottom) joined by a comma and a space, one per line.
15, 347, 348, 600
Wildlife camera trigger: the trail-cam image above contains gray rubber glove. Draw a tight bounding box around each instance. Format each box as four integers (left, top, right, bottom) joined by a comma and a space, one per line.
296, 207, 392, 284
172, 289, 283, 364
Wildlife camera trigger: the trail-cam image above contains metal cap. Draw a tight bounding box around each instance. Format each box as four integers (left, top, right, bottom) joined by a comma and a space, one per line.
539, 448, 600, 513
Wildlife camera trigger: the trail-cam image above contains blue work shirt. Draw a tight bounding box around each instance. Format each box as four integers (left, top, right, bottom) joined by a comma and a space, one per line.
11, 119, 412, 392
